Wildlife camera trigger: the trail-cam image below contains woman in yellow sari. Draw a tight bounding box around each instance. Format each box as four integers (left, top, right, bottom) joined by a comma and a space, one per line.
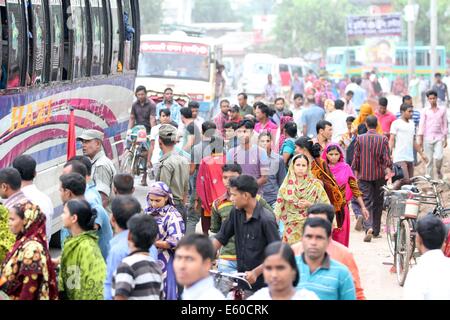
352, 103, 383, 134
275, 154, 330, 245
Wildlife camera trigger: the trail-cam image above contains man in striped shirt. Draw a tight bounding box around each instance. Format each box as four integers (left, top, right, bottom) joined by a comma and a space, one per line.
113, 215, 164, 300
352, 116, 393, 243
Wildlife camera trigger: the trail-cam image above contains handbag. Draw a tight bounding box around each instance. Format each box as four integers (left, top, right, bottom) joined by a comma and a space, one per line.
392, 163, 404, 183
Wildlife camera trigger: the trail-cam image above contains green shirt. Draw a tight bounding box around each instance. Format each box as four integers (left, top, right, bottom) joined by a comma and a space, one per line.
210, 194, 274, 259
157, 150, 190, 205
239, 104, 254, 117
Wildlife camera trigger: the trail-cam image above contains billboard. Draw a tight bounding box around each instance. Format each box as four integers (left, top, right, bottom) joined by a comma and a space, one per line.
347, 13, 402, 37
365, 38, 396, 67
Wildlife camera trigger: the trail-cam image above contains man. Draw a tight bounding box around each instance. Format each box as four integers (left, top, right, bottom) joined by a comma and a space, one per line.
189, 101, 205, 128
67, 156, 102, 206
296, 218, 356, 300
59, 173, 113, 260
174, 234, 225, 300
361, 72, 375, 99
254, 103, 278, 138
290, 72, 305, 99
214, 99, 231, 138
408, 75, 421, 108
148, 109, 172, 179
403, 214, 450, 300
227, 120, 270, 190
13, 155, 54, 241
290, 94, 304, 132
156, 124, 190, 222
113, 174, 135, 196
228, 105, 242, 124
272, 97, 286, 127
325, 100, 348, 143
258, 133, 287, 207
210, 165, 273, 274
224, 122, 239, 154
379, 74, 391, 96
0, 168, 28, 210
432, 73, 449, 105
156, 88, 181, 124
418, 90, 448, 179
292, 204, 366, 300
237, 93, 254, 117
345, 77, 367, 113
314, 120, 333, 152
77, 129, 116, 208
400, 95, 422, 128
419, 75, 430, 108
390, 104, 428, 190
375, 97, 397, 138
352, 116, 393, 242
264, 74, 278, 104
212, 175, 280, 294
129, 85, 156, 133
214, 65, 226, 112
301, 89, 325, 138
341, 90, 355, 115
179, 107, 200, 153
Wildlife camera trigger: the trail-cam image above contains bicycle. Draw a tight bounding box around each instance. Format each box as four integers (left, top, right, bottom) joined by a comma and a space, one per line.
119, 126, 149, 177
209, 270, 253, 300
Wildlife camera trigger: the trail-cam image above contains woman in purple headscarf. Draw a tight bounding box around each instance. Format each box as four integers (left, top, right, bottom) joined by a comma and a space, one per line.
322, 144, 369, 247
145, 182, 185, 300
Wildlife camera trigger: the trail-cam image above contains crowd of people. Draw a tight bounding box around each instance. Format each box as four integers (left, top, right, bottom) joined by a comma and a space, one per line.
0, 70, 449, 301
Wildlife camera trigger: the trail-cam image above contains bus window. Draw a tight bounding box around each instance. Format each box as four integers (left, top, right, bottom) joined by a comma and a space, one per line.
395, 50, 407, 66
109, 0, 123, 74
290, 65, 303, 77
0, 5, 6, 90
27, 0, 47, 85
48, 0, 64, 82
70, 0, 88, 79
89, 0, 104, 76
6, 0, 27, 88
416, 50, 427, 67
122, 0, 135, 71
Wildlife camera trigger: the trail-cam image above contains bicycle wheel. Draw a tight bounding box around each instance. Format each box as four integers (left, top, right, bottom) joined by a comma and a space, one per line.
386, 209, 399, 256
120, 150, 134, 175
395, 219, 412, 287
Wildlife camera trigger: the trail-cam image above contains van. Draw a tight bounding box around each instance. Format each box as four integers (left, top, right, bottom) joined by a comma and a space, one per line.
238, 54, 280, 98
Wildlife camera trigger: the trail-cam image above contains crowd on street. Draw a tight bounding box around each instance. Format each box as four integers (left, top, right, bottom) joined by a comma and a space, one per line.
0, 70, 450, 301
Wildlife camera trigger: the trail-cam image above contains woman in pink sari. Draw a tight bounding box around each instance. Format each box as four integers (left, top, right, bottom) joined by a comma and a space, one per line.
322, 143, 369, 247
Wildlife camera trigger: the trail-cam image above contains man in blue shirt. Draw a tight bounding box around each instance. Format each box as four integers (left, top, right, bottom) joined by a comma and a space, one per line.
296, 217, 356, 300
156, 88, 182, 124
345, 77, 367, 113
105, 195, 158, 300
301, 90, 325, 138
69, 156, 103, 206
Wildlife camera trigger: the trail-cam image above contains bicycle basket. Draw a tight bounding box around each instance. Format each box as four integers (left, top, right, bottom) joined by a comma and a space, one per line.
390, 193, 408, 218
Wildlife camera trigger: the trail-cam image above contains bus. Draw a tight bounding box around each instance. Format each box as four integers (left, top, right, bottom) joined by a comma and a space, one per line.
0, 0, 140, 238
326, 45, 447, 81
136, 34, 223, 119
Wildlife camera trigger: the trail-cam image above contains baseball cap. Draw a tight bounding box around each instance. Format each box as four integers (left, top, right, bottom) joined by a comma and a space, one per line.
77, 129, 104, 142
159, 125, 178, 141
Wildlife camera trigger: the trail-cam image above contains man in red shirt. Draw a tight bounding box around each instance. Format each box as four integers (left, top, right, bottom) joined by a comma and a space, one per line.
375, 97, 397, 139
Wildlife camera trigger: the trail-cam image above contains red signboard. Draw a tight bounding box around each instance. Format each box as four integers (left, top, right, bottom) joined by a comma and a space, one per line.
141, 41, 209, 56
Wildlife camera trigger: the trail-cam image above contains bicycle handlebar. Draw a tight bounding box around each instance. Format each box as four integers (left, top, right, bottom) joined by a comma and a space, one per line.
209, 270, 253, 290
410, 176, 444, 186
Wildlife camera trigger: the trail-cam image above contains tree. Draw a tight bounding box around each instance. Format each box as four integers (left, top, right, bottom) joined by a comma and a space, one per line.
272, 0, 363, 57
191, 0, 237, 23
139, 0, 163, 34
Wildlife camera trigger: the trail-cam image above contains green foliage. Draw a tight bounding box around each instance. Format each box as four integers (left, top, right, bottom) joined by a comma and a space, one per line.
191, 0, 237, 23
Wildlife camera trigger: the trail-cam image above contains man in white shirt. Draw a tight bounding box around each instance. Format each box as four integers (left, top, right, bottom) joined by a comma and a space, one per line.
290, 93, 305, 134
379, 74, 391, 96
326, 100, 349, 143
403, 215, 450, 300
13, 155, 54, 241
148, 108, 173, 179
174, 234, 225, 300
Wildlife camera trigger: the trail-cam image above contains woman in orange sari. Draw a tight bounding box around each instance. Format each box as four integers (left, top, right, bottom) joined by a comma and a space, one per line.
295, 137, 347, 230
352, 103, 383, 135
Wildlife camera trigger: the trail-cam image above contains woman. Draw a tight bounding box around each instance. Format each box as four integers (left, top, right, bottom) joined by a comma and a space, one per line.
248, 242, 318, 300
352, 103, 382, 135
0, 202, 58, 300
275, 154, 330, 245
322, 144, 369, 247
59, 199, 106, 300
296, 137, 347, 233
145, 182, 185, 300
280, 122, 298, 165
0, 204, 15, 264
276, 114, 294, 153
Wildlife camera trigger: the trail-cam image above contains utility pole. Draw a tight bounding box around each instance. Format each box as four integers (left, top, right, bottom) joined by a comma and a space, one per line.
430, 0, 438, 77
407, 0, 416, 82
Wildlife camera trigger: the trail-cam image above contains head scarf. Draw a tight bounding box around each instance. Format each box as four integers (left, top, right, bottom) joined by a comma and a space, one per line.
145, 182, 177, 216
353, 103, 382, 134
0, 202, 58, 300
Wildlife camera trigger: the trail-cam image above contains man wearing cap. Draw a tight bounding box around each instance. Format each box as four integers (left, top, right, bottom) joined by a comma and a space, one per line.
156, 124, 190, 222
78, 129, 117, 209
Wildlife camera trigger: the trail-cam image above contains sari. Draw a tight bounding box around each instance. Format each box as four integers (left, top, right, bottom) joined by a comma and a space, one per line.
0, 202, 58, 300
352, 104, 383, 135
322, 144, 363, 247
275, 154, 330, 245
0, 205, 15, 264
146, 182, 185, 300
59, 231, 106, 300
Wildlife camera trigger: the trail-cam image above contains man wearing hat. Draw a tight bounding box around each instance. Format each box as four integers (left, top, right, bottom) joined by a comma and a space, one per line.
156, 124, 189, 222
78, 129, 117, 209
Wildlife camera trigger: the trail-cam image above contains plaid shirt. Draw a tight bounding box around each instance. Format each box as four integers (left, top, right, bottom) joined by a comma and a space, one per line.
352, 130, 392, 181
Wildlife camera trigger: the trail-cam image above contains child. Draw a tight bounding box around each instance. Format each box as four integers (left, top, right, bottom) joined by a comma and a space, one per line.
112, 214, 164, 300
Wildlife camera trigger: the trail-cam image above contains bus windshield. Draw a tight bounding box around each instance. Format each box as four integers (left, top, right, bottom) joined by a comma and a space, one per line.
327, 53, 344, 65
138, 41, 211, 81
